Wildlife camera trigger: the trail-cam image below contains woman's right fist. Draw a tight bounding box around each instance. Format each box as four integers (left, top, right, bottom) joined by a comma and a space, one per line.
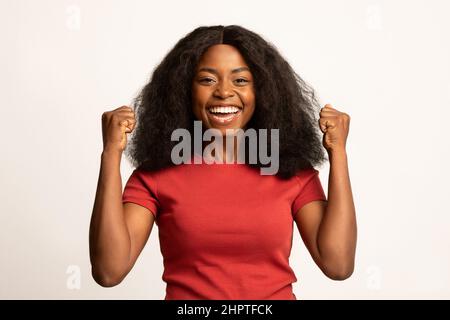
101, 106, 136, 154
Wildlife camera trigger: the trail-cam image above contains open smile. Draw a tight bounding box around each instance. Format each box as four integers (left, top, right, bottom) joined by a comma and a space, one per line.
206, 105, 243, 126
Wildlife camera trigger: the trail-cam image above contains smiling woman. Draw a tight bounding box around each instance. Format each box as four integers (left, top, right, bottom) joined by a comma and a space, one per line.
192, 45, 255, 132
89, 25, 357, 301
125, 25, 327, 178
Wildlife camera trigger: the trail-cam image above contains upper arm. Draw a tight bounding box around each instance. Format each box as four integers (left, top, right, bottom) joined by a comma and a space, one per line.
294, 200, 328, 269
123, 202, 155, 272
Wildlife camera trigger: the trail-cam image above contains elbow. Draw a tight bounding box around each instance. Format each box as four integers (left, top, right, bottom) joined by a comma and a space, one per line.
323, 263, 354, 281
325, 269, 354, 281
91, 267, 126, 288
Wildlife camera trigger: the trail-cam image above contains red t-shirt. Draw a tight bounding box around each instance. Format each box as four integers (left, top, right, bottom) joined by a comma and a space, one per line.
122, 156, 327, 300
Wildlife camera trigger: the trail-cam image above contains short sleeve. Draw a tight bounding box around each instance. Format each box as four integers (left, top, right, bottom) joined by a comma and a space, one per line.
122, 169, 159, 219
292, 168, 327, 216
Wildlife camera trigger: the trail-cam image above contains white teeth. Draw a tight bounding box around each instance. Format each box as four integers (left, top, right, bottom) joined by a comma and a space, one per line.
209, 106, 240, 114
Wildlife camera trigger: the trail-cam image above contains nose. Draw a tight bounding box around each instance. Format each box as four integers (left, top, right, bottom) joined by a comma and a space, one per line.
213, 81, 234, 99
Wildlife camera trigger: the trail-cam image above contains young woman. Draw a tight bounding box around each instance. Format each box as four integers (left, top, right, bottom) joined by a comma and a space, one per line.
89, 25, 357, 300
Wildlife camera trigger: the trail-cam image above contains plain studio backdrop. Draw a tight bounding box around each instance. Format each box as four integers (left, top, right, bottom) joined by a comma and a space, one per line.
1, 0, 449, 299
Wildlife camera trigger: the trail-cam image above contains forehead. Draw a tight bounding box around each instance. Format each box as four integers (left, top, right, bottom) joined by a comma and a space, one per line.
196, 44, 248, 69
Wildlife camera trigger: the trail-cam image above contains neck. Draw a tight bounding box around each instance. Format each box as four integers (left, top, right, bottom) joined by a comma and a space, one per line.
202, 134, 242, 163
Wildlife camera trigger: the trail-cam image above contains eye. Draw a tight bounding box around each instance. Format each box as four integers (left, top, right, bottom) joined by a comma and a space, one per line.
234, 78, 249, 85
199, 78, 215, 84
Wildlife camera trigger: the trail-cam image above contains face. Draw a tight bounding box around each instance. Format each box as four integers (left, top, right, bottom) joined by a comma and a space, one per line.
192, 44, 256, 135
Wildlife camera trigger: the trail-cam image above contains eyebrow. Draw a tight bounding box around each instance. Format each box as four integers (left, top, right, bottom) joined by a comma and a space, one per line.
197, 66, 250, 74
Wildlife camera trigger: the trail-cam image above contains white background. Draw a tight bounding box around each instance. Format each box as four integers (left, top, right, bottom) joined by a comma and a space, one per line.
1, 0, 449, 299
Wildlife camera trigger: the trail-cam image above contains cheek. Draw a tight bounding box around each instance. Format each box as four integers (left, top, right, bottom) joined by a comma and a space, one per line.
191, 88, 203, 116
241, 89, 255, 109
192, 86, 210, 104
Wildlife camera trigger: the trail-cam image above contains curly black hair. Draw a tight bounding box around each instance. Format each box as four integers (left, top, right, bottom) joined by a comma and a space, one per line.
124, 25, 328, 179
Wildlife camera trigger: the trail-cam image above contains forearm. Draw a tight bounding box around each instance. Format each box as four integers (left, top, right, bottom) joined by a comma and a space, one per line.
89, 150, 131, 285
317, 149, 357, 277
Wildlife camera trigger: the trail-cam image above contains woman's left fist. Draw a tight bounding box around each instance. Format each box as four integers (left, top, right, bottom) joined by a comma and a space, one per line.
319, 104, 350, 152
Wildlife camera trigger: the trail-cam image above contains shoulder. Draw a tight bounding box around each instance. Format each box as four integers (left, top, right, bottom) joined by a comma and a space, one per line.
293, 167, 320, 186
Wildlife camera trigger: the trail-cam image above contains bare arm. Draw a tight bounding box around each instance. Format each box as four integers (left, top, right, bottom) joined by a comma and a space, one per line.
89, 106, 154, 287
295, 150, 356, 280
294, 104, 357, 280
89, 151, 155, 287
